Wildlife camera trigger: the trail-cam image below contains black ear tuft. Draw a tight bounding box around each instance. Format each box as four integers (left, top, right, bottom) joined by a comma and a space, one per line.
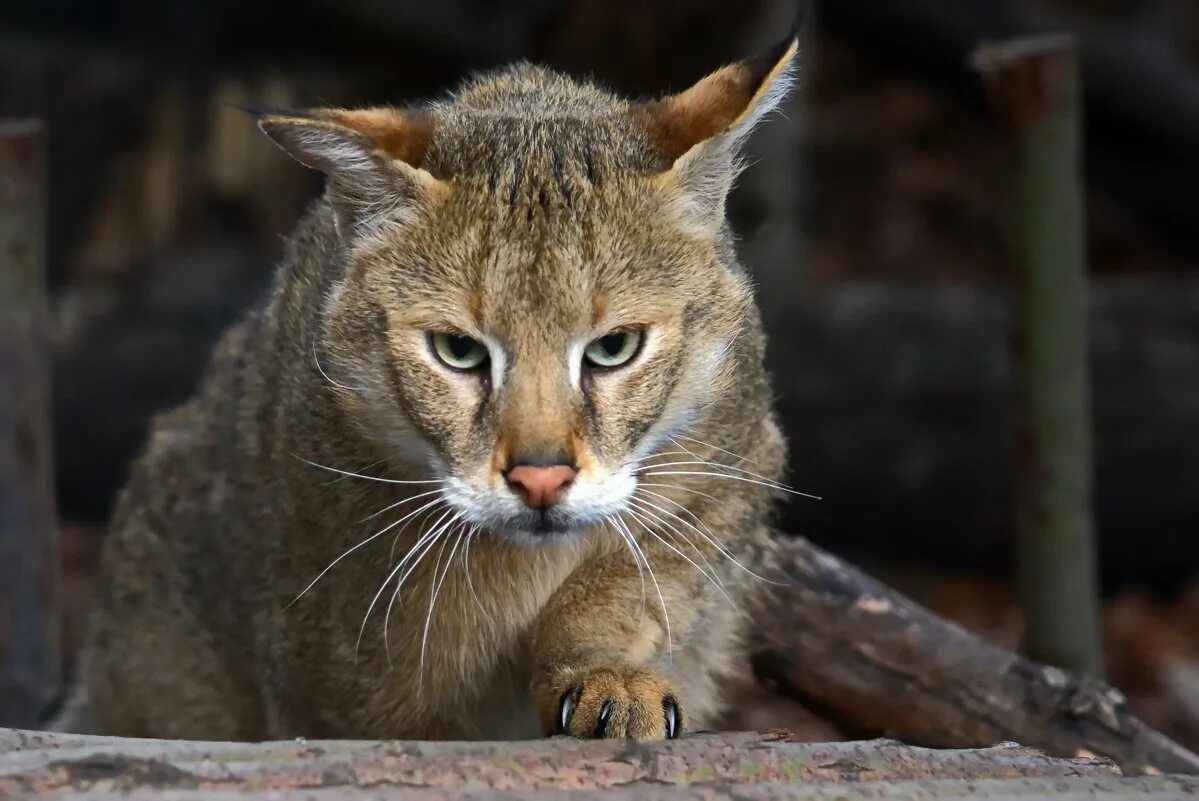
232, 104, 319, 121
743, 1, 806, 87
789, 0, 809, 43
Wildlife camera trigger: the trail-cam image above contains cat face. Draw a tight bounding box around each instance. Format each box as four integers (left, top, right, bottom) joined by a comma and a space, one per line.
327, 168, 749, 544
260, 42, 795, 544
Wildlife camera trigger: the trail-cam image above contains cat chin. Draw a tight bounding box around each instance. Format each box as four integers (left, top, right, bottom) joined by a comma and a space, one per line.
487, 509, 594, 549
493, 526, 582, 550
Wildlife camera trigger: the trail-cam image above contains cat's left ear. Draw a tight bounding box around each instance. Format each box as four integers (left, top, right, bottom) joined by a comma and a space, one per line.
255, 107, 445, 238
637, 27, 800, 235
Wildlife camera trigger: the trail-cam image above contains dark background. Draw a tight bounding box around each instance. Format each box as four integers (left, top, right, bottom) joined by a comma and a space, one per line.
2, 0, 1197, 742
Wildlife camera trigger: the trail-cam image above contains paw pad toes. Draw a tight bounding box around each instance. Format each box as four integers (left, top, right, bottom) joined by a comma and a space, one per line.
548, 669, 682, 740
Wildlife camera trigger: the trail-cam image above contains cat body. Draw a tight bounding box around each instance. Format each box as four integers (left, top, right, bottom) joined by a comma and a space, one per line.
59, 34, 797, 741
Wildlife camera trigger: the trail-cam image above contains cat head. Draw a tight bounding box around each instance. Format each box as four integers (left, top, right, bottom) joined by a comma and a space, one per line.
258, 33, 797, 545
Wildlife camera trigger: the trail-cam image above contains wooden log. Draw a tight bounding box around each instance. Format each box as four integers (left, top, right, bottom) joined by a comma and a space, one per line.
751, 536, 1199, 777
2, 537, 1197, 795
972, 35, 1102, 676
0, 119, 59, 728
5, 728, 1195, 799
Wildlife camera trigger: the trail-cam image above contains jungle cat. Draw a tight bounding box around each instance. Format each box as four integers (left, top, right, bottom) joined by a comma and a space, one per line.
56, 31, 799, 741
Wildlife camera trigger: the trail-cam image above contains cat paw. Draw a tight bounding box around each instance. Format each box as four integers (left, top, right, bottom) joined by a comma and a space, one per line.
551, 668, 682, 739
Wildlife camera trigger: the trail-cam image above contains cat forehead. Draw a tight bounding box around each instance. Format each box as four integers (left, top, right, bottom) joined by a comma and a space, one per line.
360, 64, 728, 297
375, 202, 691, 325
425, 65, 666, 195
427, 114, 660, 206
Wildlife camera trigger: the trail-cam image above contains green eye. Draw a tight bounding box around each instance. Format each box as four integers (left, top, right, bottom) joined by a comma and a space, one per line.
430, 332, 489, 371
583, 329, 643, 369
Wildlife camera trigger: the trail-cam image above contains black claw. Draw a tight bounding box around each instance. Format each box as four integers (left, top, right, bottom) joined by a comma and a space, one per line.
557, 688, 580, 735
663, 696, 681, 739
594, 699, 615, 738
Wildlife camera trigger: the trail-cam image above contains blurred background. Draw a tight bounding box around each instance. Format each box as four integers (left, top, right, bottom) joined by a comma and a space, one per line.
1, 0, 1197, 745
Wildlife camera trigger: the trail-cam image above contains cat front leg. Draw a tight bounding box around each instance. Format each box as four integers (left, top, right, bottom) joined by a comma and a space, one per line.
530, 548, 699, 739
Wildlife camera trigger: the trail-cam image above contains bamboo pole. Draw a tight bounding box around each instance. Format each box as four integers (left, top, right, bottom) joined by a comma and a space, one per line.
0, 119, 59, 727
971, 36, 1103, 676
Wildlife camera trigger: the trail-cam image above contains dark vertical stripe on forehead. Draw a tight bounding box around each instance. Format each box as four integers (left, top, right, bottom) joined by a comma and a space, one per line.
508, 156, 526, 208
583, 147, 599, 186
551, 150, 573, 208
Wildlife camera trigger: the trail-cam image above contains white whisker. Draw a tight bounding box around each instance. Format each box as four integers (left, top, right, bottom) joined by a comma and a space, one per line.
357, 505, 452, 660
605, 514, 646, 615
360, 487, 446, 524
383, 492, 449, 565
462, 525, 486, 616
378, 508, 461, 660
419, 524, 467, 686
611, 516, 672, 664
329, 458, 386, 484
313, 335, 369, 392
639, 449, 698, 462
634, 458, 790, 489
624, 502, 732, 605
633, 489, 734, 560
639, 440, 818, 500
636, 481, 722, 505
671, 434, 760, 466
634, 488, 784, 585
637, 469, 821, 499
288, 491, 447, 608
626, 496, 728, 587
295, 455, 445, 485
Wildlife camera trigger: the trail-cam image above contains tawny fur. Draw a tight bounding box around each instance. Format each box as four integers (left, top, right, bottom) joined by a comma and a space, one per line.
58, 37, 798, 741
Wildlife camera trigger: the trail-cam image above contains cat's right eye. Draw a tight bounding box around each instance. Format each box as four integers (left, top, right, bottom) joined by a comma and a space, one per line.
430, 332, 489, 372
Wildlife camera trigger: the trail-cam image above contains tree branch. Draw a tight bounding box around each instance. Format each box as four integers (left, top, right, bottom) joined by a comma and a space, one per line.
752, 536, 1199, 776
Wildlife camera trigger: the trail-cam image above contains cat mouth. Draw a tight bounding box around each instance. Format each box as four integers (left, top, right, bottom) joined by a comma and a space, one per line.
526, 507, 575, 535
499, 507, 584, 543
531, 511, 573, 535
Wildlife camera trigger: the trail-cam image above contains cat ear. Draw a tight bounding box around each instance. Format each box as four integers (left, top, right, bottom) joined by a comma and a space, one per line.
638, 29, 800, 235
256, 107, 443, 236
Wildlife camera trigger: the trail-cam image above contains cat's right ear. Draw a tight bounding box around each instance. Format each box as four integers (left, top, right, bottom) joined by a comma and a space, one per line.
635, 20, 800, 237
255, 107, 445, 236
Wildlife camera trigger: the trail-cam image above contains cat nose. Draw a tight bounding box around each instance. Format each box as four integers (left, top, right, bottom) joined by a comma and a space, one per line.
505, 464, 577, 509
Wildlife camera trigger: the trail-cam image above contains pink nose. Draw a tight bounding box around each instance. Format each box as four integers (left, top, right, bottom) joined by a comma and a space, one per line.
506, 465, 577, 509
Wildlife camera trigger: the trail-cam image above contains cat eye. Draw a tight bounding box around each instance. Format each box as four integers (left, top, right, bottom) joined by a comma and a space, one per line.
430, 332, 489, 371
583, 329, 643, 369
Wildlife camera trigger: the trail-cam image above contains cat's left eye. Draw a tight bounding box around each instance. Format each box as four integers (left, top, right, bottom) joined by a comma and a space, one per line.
583, 329, 643, 369
430, 332, 489, 371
